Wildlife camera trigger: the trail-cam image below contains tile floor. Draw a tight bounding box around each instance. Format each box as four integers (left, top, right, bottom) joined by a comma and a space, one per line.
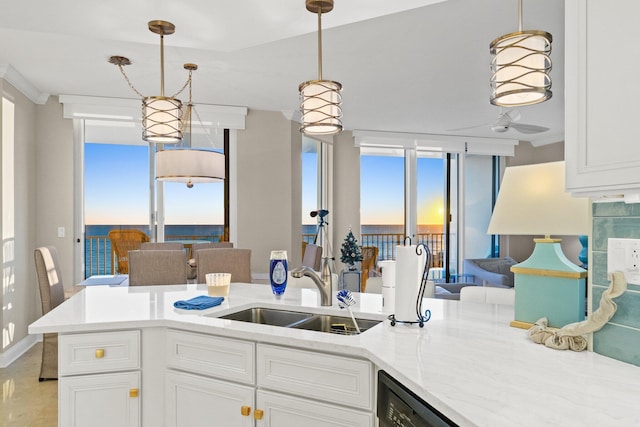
1, 343, 57, 426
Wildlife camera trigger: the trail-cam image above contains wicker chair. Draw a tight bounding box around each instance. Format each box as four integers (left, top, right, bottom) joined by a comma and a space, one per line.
34, 246, 65, 381
108, 229, 150, 274
360, 246, 379, 293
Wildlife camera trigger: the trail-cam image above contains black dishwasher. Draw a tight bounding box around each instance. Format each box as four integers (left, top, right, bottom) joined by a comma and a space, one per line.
377, 370, 458, 427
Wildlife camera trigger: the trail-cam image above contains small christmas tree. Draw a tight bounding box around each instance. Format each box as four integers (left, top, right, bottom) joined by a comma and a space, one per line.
340, 228, 363, 266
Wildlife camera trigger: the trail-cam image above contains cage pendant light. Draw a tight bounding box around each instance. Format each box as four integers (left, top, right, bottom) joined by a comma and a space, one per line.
490, 0, 552, 107
299, 0, 343, 136
109, 20, 183, 143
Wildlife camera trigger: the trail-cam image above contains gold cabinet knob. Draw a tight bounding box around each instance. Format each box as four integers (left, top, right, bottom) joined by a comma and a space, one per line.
240, 406, 251, 416
95, 348, 105, 358
254, 409, 264, 420
129, 388, 139, 398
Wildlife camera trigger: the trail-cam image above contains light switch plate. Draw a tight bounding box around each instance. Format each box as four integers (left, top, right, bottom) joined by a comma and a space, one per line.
57, 226, 65, 238
608, 238, 640, 285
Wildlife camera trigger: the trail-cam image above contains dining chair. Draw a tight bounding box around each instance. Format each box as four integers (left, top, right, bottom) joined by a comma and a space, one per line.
34, 246, 66, 381
191, 242, 234, 253
108, 229, 150, 274
360, 246, 379, 293
187, 242, 235, 279
141, 242, 184, 251
301, 244, 322, 271
128, 250, 188, 286
196, 248, 252, 284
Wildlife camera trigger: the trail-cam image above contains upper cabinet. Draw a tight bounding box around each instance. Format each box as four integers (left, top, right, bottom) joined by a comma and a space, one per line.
565, 1, 640, 200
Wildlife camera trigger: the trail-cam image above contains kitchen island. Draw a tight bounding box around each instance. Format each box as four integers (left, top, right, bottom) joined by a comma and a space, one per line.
30, 283, 640, 426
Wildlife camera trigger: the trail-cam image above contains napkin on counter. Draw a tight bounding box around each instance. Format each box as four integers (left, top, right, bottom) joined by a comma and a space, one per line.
173, 295, 224, 310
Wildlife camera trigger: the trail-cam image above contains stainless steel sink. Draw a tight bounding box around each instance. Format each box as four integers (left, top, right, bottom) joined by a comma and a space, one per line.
217, 307, 381, 335
291, 315, 381, 335
219, 307, 313, 326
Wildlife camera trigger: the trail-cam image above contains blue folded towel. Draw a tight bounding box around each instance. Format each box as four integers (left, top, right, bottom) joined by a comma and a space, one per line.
173, 295, 224, 310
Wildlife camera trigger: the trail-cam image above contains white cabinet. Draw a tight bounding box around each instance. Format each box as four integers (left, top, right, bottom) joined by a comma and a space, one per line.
256, 389, 373, 427
164, 330, 374, 427
165, 329, 256, 426
565, 0, 640, 199
256, 344, 374, 426
58, 328, 375, 426
58, 331, 141, 427
257, 344, 373, 411
165, 371, 254, 427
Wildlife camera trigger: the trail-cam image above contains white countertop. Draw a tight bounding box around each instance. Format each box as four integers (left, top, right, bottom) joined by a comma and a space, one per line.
29, 283, 640, 426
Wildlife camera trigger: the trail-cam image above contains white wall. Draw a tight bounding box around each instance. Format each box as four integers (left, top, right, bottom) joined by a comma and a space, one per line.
35, 97, 74, 283
236, 110, 302, 275
332, 130, 361, 271
1, 80, 38, 357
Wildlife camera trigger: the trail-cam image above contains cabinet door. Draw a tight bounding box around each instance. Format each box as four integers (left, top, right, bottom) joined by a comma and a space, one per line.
256, 389, 374, 427
59, 371, 140, 427
257, 344, 373, 410
165, 371, 254, 427
565, 0, 640, 198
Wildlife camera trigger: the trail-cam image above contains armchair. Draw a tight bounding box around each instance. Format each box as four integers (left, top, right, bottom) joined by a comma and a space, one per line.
463, 257, 517, 288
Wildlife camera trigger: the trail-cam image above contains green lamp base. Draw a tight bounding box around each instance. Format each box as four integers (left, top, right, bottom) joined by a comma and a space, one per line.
511, 238, 587, 329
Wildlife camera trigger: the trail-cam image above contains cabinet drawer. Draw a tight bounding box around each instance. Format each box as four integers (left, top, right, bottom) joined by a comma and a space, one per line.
257, 344, 373, 410
59, 330, 140, 376
166, 329, 255, 384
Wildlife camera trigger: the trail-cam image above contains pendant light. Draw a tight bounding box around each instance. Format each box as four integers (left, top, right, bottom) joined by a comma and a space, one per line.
299, 0, 343, 135
156, 64, 225, 188
109, 20, 184, 143
490, 0, 552, 107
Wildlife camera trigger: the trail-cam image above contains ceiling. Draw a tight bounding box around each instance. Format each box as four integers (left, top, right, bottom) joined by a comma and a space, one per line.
0, 0, 564, 145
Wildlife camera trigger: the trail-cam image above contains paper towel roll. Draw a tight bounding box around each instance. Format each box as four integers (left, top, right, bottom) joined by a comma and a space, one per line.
378, 260, 396, 287
394, 245, 426, 322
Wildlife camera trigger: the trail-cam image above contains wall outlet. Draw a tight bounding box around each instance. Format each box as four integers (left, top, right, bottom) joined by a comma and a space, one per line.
608, 238, 640, 285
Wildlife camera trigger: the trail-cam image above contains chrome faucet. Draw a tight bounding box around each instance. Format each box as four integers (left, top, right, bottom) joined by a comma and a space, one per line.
291, 257, 333, 306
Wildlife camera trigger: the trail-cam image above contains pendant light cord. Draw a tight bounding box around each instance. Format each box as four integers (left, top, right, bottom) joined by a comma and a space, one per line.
317, 9, 323, 80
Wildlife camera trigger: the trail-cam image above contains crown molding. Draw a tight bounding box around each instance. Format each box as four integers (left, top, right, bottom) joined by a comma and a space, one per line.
0, 64, 49, 104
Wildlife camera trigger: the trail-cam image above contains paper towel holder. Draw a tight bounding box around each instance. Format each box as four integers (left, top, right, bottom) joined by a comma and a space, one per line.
388, 239, 432, 328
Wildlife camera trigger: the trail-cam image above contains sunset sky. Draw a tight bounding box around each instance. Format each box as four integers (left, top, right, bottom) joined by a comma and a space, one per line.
85, 143, 444, 227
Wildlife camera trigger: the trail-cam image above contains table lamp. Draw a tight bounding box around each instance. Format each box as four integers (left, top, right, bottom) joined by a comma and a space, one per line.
487, 161, 590, 328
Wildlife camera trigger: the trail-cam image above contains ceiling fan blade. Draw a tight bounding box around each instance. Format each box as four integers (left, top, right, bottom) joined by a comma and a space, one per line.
510, 123, 549, 134
445, 122, 492, 132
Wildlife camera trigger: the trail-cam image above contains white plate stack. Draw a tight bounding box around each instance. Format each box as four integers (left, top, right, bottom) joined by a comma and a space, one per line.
378, 260, 396, 313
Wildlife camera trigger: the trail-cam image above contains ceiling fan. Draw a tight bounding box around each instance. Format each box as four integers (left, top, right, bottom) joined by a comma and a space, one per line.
449, 109, 549, 135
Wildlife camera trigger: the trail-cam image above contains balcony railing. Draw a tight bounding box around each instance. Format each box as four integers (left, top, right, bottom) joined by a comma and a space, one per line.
87, 232, 445, 278
303, 232, 445, 269
84, 234, 222, 278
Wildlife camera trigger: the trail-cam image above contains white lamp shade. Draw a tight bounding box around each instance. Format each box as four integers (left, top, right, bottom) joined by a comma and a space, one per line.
299, 80, 343, 135
156, 149, 224, 184
142, 96, 183, 143
487, 161, 590, 237
490, 30, 552, 107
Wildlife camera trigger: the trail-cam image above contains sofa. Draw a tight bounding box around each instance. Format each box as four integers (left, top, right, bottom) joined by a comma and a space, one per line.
462, 257, 517, 288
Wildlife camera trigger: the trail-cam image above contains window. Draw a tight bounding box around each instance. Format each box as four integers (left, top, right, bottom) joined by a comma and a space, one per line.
360, 150, 404, 260
302, 137, 320, 244
355, 130, 515, 280
2, 97, 15, 350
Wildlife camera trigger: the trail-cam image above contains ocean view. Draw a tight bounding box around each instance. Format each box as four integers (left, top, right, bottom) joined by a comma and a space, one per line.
84, 224, 444, 277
